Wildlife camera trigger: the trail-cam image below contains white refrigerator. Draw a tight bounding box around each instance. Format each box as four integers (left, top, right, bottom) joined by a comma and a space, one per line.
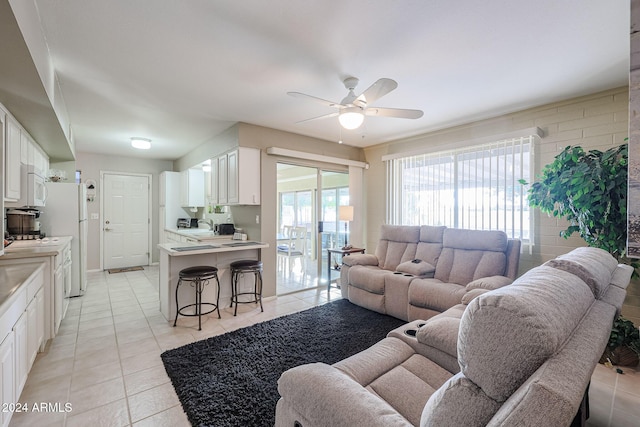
41, 183, 88, 297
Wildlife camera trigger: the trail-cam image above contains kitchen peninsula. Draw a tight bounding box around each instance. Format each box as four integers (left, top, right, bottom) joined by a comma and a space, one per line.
157, 240, 268, 322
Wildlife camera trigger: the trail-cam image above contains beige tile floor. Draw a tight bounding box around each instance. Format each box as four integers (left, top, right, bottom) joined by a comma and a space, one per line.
8, 265, 640, 426
10, 265, 342, 426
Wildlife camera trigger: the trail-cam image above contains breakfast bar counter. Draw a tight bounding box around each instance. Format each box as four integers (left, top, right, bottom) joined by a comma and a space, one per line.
157, 240, 269, 322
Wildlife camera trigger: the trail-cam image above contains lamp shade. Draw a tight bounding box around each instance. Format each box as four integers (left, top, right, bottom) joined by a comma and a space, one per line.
339, 205, 354, 222
338, 107, 364, 130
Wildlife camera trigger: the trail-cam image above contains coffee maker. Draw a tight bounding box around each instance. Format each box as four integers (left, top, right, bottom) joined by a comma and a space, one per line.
6, 208, 43, 240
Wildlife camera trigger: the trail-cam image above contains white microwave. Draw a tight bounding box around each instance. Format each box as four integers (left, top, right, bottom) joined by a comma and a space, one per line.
5, 165, 47, 207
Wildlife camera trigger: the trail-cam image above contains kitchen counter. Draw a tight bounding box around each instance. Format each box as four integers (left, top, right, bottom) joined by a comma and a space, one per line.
158, 240, 268, 255
2, 236, 73, 259
0, 262, 45, 312
158, 240, 269, 321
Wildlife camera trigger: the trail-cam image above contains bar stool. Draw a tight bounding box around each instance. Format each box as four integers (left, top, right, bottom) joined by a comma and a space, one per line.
174, 265, 221, 330
230, 260, 263, 316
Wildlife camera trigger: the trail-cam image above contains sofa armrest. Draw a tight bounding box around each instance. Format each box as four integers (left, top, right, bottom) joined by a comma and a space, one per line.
466, 275, 513, 291
461, 288, 490, 305
277, 363, 412, 426
342, 253, 380, 267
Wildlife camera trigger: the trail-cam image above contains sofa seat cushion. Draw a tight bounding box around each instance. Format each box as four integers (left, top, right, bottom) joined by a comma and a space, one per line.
349, 266, 390, 294
277, 362, 413, 427
408, 279, 467, 313
335, 337, 452, 426
421, 372, 501, 427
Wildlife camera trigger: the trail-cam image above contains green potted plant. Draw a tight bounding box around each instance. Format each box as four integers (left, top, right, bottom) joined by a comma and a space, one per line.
600, 316, 640, 367
521, 143, 637, 269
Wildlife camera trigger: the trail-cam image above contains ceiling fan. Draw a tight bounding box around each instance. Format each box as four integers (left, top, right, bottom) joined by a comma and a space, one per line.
287, 77, 423, 130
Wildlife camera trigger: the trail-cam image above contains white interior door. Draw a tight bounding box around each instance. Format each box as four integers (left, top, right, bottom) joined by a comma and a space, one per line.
103, 173, 150, 269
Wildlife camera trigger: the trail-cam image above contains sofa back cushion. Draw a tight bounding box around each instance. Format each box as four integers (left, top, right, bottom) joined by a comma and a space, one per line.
434, 229, 508, 285
375, 225, 420, 271
415, 226, 446, 267
457, 265, 594, 402
544, 246, 619, 299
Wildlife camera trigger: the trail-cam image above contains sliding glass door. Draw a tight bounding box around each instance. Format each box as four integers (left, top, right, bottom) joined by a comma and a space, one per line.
276, 163, 349, 294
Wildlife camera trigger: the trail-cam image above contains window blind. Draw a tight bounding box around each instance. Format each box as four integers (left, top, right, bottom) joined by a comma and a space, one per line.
386, 135, 536, 250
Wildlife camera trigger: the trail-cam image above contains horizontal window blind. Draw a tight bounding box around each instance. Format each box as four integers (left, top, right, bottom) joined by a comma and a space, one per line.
386, 135, 536, 250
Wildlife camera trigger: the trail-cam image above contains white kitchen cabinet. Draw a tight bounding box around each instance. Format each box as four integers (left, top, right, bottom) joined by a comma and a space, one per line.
53, 254, 63, 334
13, 312, 27, 398
180, 168, 204, 207
5, 116, 21, 201
159, 171, 169, 207
20, 131, 29, 164
32, 144, 48, 176
0, 332, 15, 427
213, 148, 260, 206
227, 149, 239, 204
209, 156, 218, 204
0, 263, 45, 427
26, 297, 37, 368
19, 131, 48, 175
35, 288, 45, 353
217, 154, 228, 204
227, 147, 260, 205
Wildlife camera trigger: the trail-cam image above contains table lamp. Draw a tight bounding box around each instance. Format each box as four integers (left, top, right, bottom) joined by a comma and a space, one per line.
339, 206, 354, 249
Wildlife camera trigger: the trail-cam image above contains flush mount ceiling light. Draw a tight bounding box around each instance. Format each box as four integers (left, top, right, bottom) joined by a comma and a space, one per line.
338, 107, 365, 130
131, 137, 151, 150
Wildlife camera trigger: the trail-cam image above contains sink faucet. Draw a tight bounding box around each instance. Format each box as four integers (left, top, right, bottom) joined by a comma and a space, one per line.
198, 219, 214, 231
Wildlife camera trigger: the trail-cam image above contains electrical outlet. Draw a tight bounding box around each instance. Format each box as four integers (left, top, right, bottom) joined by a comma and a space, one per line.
91, 213, 99, 220
256, 215, 260, 224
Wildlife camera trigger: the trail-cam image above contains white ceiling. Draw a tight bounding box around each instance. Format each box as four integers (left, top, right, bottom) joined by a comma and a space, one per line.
14, 0, 632, 160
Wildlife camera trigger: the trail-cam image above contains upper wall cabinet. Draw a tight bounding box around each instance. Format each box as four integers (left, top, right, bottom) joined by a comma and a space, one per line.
20, 132, 48, 176
180, 168, 205, 208
212, 147, 260, 206
5, 115, 21, 201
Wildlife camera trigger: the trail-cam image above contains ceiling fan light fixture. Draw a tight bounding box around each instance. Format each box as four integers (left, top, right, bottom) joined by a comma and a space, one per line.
131, 137, 151, 150
338, 107, 364, 130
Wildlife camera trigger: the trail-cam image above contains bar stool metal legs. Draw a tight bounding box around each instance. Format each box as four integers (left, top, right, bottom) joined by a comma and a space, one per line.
174, 265, 221, 330
230, 260, 263, 316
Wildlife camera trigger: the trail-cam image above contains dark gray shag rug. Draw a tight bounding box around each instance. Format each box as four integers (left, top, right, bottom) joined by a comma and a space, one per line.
161, 299, 406, 427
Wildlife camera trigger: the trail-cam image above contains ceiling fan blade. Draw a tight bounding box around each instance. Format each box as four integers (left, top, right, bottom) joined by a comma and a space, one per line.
287, 92, 342, 109
355, 78, 398, 106
365, 107, 424, 119
295, 112, 339, 124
